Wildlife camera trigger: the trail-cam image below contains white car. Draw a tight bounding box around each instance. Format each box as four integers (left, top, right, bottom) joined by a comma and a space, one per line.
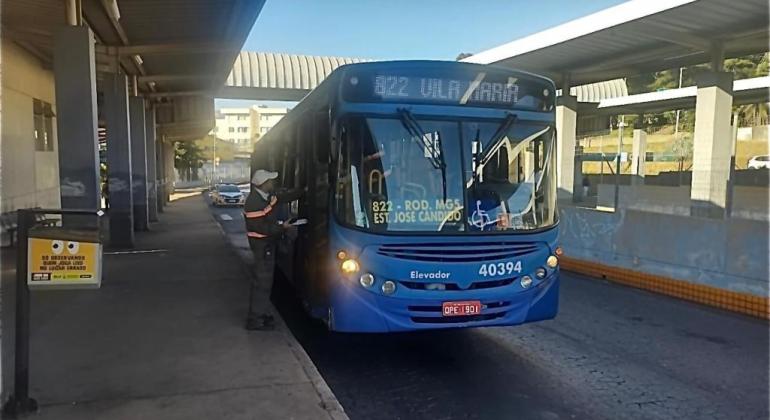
748, 155, 770, 169
213, 184, 245, 206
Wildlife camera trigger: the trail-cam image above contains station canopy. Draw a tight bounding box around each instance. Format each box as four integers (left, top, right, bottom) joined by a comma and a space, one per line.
595, 76, 770, 115
464, 0, 769, 87
3, 0, 265, 140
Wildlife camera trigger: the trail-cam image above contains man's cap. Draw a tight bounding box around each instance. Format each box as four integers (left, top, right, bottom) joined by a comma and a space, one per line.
251, 169, 278, 186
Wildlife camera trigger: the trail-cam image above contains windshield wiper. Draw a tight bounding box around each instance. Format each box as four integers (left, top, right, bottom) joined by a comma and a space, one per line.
471, 113, 518, 184
397, 108, 448, 200
482, 113, 518, 164
397, 108, 443, 169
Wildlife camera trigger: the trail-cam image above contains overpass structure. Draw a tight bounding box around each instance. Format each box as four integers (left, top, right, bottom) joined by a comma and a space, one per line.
219, 51, 631, 104
220, 52, 369, 101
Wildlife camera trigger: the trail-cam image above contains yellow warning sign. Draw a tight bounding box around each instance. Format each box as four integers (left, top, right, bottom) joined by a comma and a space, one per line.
27, 236, 102, 289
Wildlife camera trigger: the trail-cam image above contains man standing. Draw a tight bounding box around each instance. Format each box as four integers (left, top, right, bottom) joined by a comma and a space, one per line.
243, 169, 304, 330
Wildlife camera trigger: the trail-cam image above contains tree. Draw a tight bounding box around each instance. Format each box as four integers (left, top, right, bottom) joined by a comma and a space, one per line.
174, 141, 204, 181
626, 53, 768, 129
728, 53, 769, 126
671, 134, 694, 183
455, 52, 473, 61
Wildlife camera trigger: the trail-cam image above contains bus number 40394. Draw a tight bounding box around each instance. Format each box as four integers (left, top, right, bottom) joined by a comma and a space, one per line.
478, 261, 521, 277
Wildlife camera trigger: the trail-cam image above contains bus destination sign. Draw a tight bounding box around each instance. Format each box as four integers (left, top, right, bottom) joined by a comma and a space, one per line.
373, 74, 520, 106
343, 67, 553, 111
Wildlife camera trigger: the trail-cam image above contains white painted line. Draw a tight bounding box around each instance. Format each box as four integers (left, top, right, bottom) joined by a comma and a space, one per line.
105, 249, 168, 255
220, 214, 233, 221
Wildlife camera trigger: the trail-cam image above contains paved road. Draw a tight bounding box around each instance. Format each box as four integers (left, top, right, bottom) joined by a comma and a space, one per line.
209, 197, 769, 420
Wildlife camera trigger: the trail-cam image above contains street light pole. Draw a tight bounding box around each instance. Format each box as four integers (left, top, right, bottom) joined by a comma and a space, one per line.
674, 67, 684, 137
614, 117, 626, 211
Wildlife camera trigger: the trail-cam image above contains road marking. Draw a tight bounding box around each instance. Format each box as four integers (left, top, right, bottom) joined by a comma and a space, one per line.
105, 249, 168, 255
220, 214, 233, 221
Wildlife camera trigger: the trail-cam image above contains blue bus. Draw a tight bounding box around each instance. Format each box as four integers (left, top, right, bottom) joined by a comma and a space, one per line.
253, 61, 560, 332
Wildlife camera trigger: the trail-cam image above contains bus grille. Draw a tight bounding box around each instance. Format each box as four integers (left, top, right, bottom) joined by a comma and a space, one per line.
376, 242, 539, 262
399, 277, 515, 291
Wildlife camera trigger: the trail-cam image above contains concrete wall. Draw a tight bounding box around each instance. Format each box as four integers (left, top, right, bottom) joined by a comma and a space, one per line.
737, 125, 769, 141
597, 184, 769, 221
559, 206, 768, 297
1, 40, 61, 212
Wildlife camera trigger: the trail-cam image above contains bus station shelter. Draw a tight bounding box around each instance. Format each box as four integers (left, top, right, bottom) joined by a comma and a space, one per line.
2, 0, 265, 247
465, 0, 769, 218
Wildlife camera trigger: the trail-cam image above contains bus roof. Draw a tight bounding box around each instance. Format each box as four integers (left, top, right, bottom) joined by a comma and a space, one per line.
258, 60, 556, 146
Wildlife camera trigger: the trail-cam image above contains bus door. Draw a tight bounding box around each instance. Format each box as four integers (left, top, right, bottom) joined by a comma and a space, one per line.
296, 109, 331, 310
276, 126, 302, 282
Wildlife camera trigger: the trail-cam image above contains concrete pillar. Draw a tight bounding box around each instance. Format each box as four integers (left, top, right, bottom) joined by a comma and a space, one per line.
104, 72, 134, 247
145, 105, 159, 222
156, 135, 165, 213
556, 95, 578, 201
164, 141, 175, 201
726, 112, 739, 217
690, 71, 734, 219
631, 122, 648, 186
129, 96, 149, 231
53, 26, 101, 212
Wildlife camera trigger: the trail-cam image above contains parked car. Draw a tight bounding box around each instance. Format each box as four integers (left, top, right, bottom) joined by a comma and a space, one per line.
748, 155, 770, 169
212, 184, 245, 206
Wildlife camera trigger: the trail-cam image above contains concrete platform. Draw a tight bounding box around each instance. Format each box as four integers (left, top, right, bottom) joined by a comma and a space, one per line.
0, 196, 347, 420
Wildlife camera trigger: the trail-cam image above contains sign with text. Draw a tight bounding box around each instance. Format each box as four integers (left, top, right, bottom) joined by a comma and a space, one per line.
342, 63, 555, 111
27, 234, 102, 289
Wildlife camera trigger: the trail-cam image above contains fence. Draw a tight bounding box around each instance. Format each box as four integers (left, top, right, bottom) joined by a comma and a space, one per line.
572, 123, 769, 221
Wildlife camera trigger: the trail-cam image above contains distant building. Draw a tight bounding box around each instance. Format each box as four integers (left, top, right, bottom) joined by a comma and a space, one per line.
211, 105, 289, 154
255, 106, 289, 136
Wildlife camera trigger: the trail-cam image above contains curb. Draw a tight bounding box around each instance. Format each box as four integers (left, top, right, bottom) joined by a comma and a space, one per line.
284, 332, 349, 420
206, 197, 349, 420
561, 256, 770, 320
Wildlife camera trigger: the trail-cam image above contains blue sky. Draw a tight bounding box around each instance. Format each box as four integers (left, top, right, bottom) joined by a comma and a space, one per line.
216, 0, 627, 108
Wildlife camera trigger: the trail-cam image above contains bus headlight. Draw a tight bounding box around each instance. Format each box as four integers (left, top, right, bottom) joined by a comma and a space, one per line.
359, 273, 375, 288
546, 255, 558, 268
535, 267, 547, 279
520, 275, 533, 289
381, 280, 396, 295
341, 259, 360, 274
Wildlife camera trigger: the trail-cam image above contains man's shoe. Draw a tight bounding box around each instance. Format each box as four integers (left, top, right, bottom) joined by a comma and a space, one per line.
245, 314, 275, 331
259, 314, 275, 328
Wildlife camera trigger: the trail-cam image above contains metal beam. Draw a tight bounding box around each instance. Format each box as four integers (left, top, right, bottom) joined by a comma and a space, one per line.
137, 74, 219, 83
145, 90, 214, 98
96, 43, 236, 56
623, 24, 711, 51
3, 27, 53, 45
217, 86, 310, 102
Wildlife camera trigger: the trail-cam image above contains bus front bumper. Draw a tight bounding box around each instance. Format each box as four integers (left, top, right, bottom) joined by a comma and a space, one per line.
328, 271, 559, 333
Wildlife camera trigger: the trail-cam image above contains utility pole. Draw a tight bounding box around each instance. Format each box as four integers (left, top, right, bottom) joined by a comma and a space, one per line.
674, 67, 684, 137
614, 117, 626, 211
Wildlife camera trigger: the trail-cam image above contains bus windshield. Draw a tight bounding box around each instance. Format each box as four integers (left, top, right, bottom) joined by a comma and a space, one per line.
335, 116, 557, 233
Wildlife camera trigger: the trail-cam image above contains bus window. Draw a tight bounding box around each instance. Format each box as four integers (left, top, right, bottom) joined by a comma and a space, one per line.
335, 125, 359, 226
336, 117, 464, 232
315, 108, 330, 164
463, 121, 556, 230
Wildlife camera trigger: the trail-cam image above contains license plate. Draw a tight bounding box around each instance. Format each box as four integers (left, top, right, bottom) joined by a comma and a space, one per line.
442, 301, 482, 317
227, 199, 237, 203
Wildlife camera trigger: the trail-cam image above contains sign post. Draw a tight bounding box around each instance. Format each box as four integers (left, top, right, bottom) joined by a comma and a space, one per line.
3, 210, 37, 416
2, 208, 102, 417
